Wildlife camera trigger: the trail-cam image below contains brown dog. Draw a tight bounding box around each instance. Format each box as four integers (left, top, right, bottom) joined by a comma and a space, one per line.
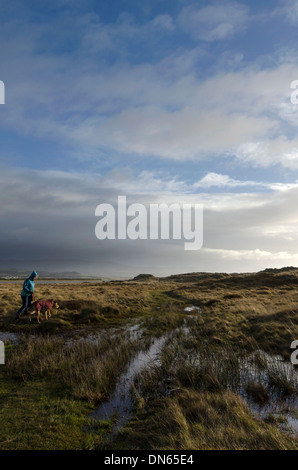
27, 299, 59, 323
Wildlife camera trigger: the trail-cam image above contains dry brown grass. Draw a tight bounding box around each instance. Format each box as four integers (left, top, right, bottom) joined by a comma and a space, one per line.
109, 388, 298, 450
1, 269, 298, 450
5, 333, 143, 403
0, 280, 157, 316
1, 271, 298, 356
0, 280, 174, 327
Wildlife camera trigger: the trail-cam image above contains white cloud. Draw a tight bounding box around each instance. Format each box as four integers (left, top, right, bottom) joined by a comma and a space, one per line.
152, 14, 175, 31
202, 247, 298, 261
177, 1, 249, 42
194, 172, 258, 189
76, 108, 275, 160
235, 137, 298, 169
81, 11, 175, 54
194, 172, 298, 191
1, 4, 298, 170
4, 49, 297, 166
278, 0, 298, 23
100, 169, 188, 194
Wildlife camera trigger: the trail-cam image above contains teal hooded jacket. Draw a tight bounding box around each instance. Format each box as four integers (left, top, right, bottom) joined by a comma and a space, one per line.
21, 271, 38, 297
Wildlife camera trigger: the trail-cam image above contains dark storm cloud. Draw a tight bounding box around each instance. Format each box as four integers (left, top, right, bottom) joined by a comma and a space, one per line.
1, 166, 298, 277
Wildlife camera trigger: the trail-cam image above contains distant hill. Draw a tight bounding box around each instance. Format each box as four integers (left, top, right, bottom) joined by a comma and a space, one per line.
154, 267, 298, 288
260, 266, 298, 273
0, 269, 102, 280
129, 267, 298, 285
131, 274, 158, 281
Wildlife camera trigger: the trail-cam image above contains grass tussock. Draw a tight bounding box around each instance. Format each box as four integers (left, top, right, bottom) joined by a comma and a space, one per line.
245, 381, 269, 403
5, 333, 142, 403
110, 388, 297, 450
123, 323, 298, 451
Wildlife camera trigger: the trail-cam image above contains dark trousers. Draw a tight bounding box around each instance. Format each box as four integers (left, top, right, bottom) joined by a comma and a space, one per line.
16, 294, 33, 317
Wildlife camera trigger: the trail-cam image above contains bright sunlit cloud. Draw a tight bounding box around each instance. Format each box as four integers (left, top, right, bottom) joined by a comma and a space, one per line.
1, 0, 298, 275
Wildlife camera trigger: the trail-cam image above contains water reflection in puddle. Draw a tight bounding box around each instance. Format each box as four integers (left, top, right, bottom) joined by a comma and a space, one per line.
184, 305, 202, 313
90, 314, 200, 434
0, 331, 19, 343
90, 334, 167, 433
238, 351, 298, 434
91, 326, 298, 438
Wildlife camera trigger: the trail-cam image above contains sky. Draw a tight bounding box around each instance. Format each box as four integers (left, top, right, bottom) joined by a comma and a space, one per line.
1, 0, 298, 277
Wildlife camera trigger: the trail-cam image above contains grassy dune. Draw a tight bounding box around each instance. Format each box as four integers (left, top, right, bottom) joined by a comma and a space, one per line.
0, 268, 297, 449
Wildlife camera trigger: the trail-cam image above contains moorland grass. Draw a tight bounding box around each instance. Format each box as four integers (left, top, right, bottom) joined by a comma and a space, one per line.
110, 325, 298, 450
106, 388, 298, 450
0, 268, 298, 449
0, 331, 146, 449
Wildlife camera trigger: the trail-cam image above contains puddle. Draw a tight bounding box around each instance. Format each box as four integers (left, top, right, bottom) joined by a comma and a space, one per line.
184, 305, 202, 313
0, 331, 20, 343
35, 308, 294, 439
238, 351, 298, 434
64, 321, 143, 347
125, 323, 144, 341
90, 317, 198, 435
90, 334, 167, 434
286, 413, 298, 434
187, 347, 298, 435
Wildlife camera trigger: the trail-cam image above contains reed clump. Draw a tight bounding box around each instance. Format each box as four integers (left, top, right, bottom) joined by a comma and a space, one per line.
5, 333, 142, 403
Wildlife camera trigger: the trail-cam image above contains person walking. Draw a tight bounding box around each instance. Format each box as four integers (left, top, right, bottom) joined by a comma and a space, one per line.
14, 271, 38, 320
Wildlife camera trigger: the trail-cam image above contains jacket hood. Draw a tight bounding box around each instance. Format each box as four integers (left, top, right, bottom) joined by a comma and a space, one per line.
29, 271, 38, 280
